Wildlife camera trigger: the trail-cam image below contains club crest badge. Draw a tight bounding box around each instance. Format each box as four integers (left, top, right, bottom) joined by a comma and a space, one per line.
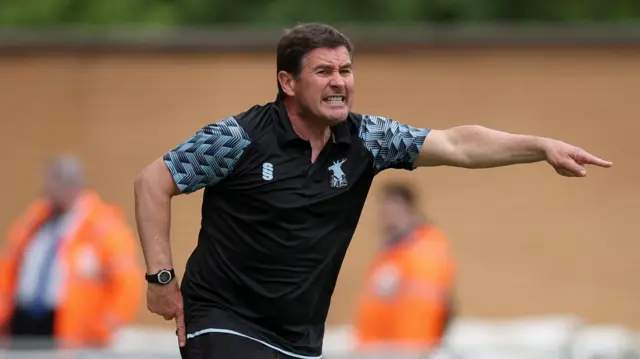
328, 159, 348, 188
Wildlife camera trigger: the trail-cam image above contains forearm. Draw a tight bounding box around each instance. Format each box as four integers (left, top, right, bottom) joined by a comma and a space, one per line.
134, 171, 174, 273
450, 125, 549, 168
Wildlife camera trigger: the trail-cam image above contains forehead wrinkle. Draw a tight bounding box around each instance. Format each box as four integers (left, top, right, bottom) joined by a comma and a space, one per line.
304, 48, 352, 70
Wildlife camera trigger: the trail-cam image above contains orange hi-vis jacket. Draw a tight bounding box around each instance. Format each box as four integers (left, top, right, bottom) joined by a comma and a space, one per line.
354, 223, 455, 352
0, 191, 143, 348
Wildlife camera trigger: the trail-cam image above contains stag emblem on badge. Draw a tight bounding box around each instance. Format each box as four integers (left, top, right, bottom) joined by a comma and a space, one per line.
328, 159, 348, 189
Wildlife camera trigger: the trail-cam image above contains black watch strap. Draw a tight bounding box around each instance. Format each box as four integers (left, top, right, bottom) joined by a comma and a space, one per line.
145, 269, 176, 285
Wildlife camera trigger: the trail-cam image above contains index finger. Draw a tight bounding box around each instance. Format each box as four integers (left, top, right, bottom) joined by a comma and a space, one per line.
176, 309, 187, 347
580, 152, 612, 168
587, 157, 612, 168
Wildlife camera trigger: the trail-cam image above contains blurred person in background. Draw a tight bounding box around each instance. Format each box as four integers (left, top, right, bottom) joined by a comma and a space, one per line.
354, 182, 455, 356
0, 155, 143, 350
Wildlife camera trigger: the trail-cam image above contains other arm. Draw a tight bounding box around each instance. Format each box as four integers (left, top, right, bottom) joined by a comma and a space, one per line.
133, 154, 185, 345
134, 117, 250, 346
134, 157, 179, 274
134, 117, 251, 273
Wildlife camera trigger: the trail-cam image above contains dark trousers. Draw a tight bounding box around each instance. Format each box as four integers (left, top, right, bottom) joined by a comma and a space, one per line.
180, 332, 298, 359
8, 306, 56, 350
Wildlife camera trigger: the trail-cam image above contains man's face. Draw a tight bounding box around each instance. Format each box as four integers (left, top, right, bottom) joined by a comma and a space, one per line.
290, 46, 354, 125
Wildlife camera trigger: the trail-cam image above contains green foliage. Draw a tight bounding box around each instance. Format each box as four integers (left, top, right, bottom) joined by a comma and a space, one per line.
0, 0, 639, 26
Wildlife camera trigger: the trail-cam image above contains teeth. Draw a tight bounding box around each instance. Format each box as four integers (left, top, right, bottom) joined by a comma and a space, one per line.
326, 96, 344, 102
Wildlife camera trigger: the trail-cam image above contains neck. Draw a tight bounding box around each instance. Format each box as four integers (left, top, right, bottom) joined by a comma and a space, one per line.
283, 97, 330, 144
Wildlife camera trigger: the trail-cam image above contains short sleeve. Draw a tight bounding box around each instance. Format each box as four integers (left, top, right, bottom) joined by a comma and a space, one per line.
163, 116, 251, 194
359, 115, 430, 174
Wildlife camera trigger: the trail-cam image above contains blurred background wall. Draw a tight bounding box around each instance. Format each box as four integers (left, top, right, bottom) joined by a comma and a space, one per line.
3, 44, 638, 328
1, 0, 640, 357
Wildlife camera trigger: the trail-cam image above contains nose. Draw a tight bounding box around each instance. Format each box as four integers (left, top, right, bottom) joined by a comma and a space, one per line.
329, 71, 346, 88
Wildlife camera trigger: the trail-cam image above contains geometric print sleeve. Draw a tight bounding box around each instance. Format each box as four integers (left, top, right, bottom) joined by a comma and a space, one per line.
358, 115, 431, 175
163, 116, 252, 194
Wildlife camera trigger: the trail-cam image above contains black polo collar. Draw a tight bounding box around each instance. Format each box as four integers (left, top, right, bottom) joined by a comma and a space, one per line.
273, 98, 351, 148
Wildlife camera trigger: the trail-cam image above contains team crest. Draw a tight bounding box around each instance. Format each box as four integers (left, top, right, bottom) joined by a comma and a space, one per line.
328, 159, 348, 188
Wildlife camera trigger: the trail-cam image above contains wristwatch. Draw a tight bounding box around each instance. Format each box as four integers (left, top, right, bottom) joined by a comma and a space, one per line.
145, 269, 176, 285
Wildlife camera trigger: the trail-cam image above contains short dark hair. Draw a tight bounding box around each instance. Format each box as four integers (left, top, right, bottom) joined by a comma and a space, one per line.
381, 182, 418, 210
276, 23, 353, 97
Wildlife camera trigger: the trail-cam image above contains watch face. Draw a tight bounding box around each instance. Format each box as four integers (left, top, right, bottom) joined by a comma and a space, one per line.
158, 270, 172, 284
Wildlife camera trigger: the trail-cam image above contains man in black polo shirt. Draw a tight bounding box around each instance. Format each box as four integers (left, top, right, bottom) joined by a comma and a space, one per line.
133, 23, 612, 359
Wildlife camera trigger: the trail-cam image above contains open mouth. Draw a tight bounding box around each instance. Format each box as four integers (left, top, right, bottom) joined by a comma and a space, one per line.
324, 95, 345, 104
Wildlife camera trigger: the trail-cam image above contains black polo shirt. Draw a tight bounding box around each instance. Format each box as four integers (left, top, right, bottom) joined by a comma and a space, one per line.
163, 98, 430, 358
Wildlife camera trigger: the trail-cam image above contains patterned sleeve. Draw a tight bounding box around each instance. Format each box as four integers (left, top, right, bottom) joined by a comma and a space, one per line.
359, 115, 430, 174
163, 116, 251, 194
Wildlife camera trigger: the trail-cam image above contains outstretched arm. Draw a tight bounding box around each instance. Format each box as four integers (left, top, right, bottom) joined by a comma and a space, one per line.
415, 125, 612, 177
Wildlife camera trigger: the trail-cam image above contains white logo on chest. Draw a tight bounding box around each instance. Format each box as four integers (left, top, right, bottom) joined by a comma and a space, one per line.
262, 162, 274, 181
328, 159, 348, 188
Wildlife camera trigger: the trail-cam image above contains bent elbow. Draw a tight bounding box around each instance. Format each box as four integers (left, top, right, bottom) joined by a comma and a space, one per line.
134, 158, 181, 198
133, 169, 149, 196
134, 164, 161, 199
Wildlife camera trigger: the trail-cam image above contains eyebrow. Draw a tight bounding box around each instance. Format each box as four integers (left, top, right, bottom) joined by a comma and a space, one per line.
313, 63, 352, 71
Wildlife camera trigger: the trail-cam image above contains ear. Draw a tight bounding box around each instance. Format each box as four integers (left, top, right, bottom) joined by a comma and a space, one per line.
277, 71, 296, 97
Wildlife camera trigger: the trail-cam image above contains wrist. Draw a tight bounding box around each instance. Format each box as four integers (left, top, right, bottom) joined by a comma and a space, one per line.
145, 268, 176, 285
530, 136, 552, 160
146, 261, 174, 275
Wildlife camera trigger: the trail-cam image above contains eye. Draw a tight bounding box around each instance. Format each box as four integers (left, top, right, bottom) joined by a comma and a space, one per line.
340, 69, 352, 75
